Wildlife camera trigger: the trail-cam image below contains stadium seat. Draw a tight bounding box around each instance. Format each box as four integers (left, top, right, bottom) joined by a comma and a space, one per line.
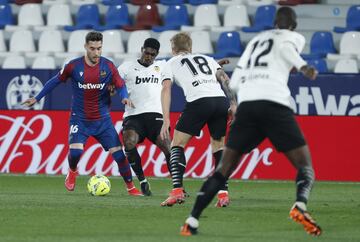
101, 0, 124, 5
302, 31, 337, 59
152, 4, 190, 32
0, 30, 6, 51
130, 0, 158, 5
122, 4, 161, 31
17, 3, 44, 28
42, 0, 69, 5
10, 29, 36, 53
126, 30, 151, 55
160, 0, 185, 5
246, 0, 274, 6
158, 30, 179, 57
64, 4, 100, 31
32, 56, 56, 69
190, 31, 213, 54
188, 0, 218, 5
333, 5, 360, 33
328, 31, 360, 60
38, 30, 65, 54
334, 58, 359, 73
96, 4, 130, 31
242, 5, 276, 32
182, 4, 220, 31
216, 4, 250, 31
71, 0, 97, 5
67, 30, 89, 53
2, 55, 26, 69
102, 30, 125, 57
307, 58, 328, 73
218, 0, 246, 6
212, 31, 243, 59
46, 4, 73, 27
0, 4, 14, 29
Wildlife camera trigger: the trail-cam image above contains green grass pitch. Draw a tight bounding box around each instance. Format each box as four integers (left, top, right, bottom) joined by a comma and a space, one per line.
0, 174, 359, 242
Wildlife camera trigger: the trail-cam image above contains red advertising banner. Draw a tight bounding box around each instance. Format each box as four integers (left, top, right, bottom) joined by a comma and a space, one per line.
0, 110, 359, 181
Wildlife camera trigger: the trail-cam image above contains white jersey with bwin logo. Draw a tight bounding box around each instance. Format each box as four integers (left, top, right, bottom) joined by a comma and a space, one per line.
118, 60, 166, 118
230, 29, 307, 108
161, 53, 225, 102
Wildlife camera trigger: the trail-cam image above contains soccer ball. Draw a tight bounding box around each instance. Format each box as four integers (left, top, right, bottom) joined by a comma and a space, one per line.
87, 175, 111, 196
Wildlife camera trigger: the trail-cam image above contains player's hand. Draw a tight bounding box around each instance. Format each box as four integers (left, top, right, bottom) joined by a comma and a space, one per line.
22, 97, 37, 107
160, 120, 170, 141
217, 58, 230, 67
107, 84, 116, 96
300, 65, 318, 80
228, 102, 237, 123
122, 98, 135, 108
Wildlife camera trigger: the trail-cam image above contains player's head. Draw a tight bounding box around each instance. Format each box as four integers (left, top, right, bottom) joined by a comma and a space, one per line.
171, 32, 192, 55
140, 38, 160, 66
84, 31, 103, 65
274, 7, 297, 31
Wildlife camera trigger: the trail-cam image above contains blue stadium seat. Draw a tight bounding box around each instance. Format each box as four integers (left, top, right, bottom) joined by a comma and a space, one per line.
152, 4, 189, 32
211, 31, 243, 59
95, 4, 130, 31
242, 5, 276, 32
0, 4, 14, 29
307, 59, 328, 73
334, 5, 360, 33
64, 4, 100, 31
302, 31, 337, 59
101, 0, 124, 5
160, 0, 185, 5
188, 0, 217, 5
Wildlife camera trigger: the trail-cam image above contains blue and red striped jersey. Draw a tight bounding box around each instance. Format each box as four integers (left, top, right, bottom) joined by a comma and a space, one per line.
59, 56, 125, 120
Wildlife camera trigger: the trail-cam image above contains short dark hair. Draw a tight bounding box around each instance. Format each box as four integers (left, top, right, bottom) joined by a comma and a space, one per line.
275, 7, 297, 30
143, 38, 160, 52
85, 31, 103, 43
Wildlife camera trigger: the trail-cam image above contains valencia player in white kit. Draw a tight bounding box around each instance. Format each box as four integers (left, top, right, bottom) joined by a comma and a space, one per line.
160, 32, 237, 207
181, 7, 322, 236
118, 38, 171, 196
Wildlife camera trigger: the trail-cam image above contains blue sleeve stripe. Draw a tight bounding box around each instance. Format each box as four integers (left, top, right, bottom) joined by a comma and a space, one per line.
35, 75, 61, 101
117, 85, 128, 100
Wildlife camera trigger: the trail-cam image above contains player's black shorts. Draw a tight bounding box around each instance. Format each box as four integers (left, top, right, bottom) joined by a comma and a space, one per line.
226, 100, 306, 153
176, 96, 229, 140
122, 112, 163, 144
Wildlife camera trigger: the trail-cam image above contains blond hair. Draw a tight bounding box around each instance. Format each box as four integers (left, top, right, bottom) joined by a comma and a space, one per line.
171, 32, 192, 53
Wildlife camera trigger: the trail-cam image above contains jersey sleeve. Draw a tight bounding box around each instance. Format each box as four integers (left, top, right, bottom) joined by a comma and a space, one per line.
161, 61, 174, 83
279, 32, 307, 70
58, 62, 74, 82
209, 57, 221, 70
117, 62, 127, 82
280, 31, 306, 54
109, 62, 125, 88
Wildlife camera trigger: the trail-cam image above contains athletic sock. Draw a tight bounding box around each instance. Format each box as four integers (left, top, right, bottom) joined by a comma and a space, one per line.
191, 172, 227, 219
165, 153, 171, 174
125, 147, 145, 182
213, 150, 228, 191
112, 149, 133, 184
68, 148, 83, 171
170, 146, 186, 188
295, 166, 314, 204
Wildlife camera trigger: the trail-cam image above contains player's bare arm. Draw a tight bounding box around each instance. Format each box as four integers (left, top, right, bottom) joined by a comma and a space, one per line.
300, 65, 318, 80
160, 79, 172, 141
217, 58, 230, 67
216, 69, 237, 117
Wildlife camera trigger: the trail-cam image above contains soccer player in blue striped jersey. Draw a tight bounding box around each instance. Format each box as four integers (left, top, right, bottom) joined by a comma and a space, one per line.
23, 31, 142, 196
